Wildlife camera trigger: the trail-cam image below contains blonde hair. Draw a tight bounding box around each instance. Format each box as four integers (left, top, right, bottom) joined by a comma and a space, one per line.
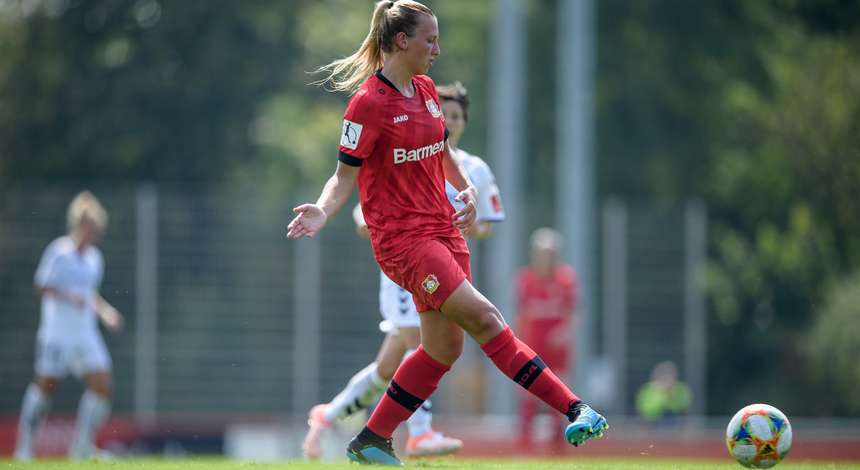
530, 227, 563, 252
313, 0, 435, 93
67, 190, 108, 233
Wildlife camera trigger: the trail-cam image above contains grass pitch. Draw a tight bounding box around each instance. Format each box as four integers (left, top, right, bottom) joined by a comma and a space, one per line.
3, 458, 860, 470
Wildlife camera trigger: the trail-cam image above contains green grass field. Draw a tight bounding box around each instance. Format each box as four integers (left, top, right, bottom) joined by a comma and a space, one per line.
3, 458, 860, 470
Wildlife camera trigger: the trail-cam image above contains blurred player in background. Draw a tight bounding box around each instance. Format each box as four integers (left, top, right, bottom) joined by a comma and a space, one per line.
288, 1, 606, 465
516, 228, 578, 451
14, 191, 124, 461
302, 81, 505, 459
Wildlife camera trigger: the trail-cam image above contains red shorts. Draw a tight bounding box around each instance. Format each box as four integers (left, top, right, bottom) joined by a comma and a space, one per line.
378, 235, 471, 312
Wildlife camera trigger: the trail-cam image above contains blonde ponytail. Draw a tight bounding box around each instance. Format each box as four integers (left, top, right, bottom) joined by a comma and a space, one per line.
313, 0, 435, 94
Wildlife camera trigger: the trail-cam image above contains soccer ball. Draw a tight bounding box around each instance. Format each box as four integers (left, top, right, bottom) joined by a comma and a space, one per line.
726, 403, 792, 468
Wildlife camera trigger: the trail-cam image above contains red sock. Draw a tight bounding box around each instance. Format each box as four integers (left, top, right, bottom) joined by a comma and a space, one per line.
366, 346, 450, 438
481, 326, 579, 415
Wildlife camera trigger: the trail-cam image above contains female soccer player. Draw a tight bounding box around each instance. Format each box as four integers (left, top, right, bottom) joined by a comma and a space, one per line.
14, 191, 124, 461
301, 81, 504, 460
287, 1, 607, 465
516, 228, 579, 450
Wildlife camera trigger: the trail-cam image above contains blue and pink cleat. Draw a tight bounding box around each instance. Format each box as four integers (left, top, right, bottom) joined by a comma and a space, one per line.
565, 403, 609, 447
347, 427, 403, 466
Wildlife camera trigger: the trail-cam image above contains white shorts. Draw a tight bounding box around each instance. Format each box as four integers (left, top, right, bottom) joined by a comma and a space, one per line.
378, 271, 420, 335
35, 330, 112, 378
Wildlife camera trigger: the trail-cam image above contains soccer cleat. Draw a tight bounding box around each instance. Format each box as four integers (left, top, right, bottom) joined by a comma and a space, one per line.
346, 428, 403, 466
405, 431, 463, 457
302, 404, 332, 459
565, 403, 609, 447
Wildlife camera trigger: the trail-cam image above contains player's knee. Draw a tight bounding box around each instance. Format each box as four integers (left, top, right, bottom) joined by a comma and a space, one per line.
36, 379, 59, 396
469, 307, 505, 339
432, 335, 464, 364
88, 376, 113, 399
92, 384, 113, 400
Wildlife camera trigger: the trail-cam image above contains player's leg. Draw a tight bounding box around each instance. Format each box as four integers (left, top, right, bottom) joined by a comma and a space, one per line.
348, 313, 461, 466
69, 334, 113, 460
302, 334, 402, 459
14, 377, 59, 461
400, 326, 463, 457
16, 338, 65, 461
440, 280, 607, 447
69, 371, 112, 460
518, 392, 538, 448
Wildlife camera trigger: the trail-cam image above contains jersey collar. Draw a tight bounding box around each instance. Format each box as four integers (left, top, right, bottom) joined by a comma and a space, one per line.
375, 70, 416, 97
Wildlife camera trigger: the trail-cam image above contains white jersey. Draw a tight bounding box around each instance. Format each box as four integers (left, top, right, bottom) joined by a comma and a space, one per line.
379, 149, 505, 331
34, 236, 104, 340
445, 148, 505, 223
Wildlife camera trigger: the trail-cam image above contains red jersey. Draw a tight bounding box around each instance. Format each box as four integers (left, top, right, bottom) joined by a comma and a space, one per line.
516, 264, 578, 351
338, 72, 460, 262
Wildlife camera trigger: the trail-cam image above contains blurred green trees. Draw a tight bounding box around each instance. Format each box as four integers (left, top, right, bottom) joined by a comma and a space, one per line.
1, 0, 858, 415
808, 273, 860, 414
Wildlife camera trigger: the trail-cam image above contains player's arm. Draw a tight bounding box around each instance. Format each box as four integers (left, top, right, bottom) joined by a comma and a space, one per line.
94, 293, 124, 333
287, 162, 360, 239
35, 285, 86, 308
33, 247, 86, 308
442, 141, 477, 231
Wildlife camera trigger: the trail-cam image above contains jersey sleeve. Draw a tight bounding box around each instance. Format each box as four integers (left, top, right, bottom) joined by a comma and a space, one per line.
338, 90, 381, 166
470, 157, 506, 223
34, 241, 59, 287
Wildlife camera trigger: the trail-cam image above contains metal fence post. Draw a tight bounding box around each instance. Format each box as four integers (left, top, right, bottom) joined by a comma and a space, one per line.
134, 184, 158, 426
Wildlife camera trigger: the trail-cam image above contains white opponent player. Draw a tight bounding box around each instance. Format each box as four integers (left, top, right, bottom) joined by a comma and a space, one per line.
302, 81, 505, 459
14, 191, 124, 461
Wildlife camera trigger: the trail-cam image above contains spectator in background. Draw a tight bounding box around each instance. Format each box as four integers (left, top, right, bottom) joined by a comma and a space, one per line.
14, 191, 124, 461
516, 228, 579, 451
636, 361, 691, 424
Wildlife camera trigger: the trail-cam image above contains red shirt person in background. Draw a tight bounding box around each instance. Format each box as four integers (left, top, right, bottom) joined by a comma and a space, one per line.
516, 228, 579, 450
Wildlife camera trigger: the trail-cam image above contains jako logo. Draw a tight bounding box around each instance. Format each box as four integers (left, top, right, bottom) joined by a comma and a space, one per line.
393, 114, 409, 123
393, 139, 445, 164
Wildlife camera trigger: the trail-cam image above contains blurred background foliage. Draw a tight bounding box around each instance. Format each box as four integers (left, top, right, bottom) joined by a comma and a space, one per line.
1, 0, 859, 415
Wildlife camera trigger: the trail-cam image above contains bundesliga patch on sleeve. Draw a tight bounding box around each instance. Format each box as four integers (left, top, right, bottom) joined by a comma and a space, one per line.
341, 120, 363, 150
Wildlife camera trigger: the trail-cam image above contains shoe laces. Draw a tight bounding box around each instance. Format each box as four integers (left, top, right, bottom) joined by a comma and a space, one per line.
381, 437, 396, 454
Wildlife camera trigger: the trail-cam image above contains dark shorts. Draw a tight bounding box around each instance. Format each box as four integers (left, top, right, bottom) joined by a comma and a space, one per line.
379, 235, 471, 313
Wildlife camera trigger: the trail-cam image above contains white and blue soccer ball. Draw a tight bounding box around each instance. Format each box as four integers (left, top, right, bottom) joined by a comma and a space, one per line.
726, 403, 792, 468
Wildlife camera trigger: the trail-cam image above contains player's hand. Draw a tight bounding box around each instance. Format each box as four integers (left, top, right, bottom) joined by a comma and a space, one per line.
287, 204, 328, 239
100, 306, 124, 333
453, 186, 478, 231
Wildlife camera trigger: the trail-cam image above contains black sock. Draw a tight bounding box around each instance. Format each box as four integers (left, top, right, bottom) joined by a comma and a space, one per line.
358, 426, 391, 447
566, 400, 585, 421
